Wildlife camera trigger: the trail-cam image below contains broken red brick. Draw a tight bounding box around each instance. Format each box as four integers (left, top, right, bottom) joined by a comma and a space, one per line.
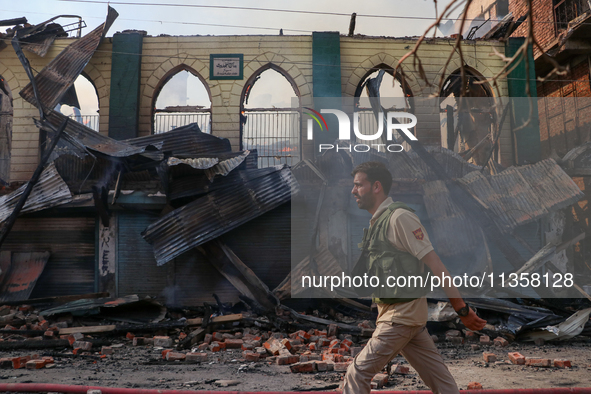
203, 333, 213, 344
67, 333, 83, 345
471, 344, 481, 351
391, 364, 410, 374
186, 352, 208, 363
483, 352, 497, 363
165, 352, 186, 361
126, 332, 135, 340
72, 348, 82, 355
554, 359, 572, 368
243, 352, 259, 362
43, 330, 54, 339
494, 337, 509, 347
277, 355, 300, 365
178, 332, 187, 341
479, 335, 492, 345
209, 342, 222, 352
41, 356, 54, 364
508, 352, 525, 365
38, 320, 49, 330
161, 349, 172, 360
290, 361, 316, 373
12, 356, 31, 369
372, 373, 388, 389
467, 382, 483, 390
212, 332, 223, 342
334, 361, 350, 372
72, 341, 92, 351
132, 337, 145, 346
197, 343, 209, 351
525, 358, 552, 367
101, 346, 113, 355
25, 360, 46, 370
153, 336, 173, 347
225, 339, 244, 349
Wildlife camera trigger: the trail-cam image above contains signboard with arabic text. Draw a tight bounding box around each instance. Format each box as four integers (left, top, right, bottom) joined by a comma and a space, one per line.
210, 54, 243, 80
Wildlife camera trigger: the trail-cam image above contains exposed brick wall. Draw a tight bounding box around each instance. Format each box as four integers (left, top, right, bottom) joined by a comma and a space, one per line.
510, 0, 556, 58
537, 60, 591, 158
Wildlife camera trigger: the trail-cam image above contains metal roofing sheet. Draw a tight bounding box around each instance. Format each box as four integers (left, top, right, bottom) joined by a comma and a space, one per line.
19, 7, 118, 111
143, 165, 299, 266
0, 163, 72, 223
126, 124, 231, 157
0, 252, 50, 302
456, 158, 583, 231
42, 111, 162, 159
422, 180, 483, 257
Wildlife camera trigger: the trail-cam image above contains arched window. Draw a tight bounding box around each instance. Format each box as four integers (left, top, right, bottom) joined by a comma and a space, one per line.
241, 65, 301, 168
0, 75, 12, 182
354, 65, 414, 146
56, 73, 99, 131
153, 67, 211, 134
440, 68, 496, 166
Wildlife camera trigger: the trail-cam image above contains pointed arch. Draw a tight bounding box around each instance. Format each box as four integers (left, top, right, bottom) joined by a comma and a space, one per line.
239, 62, 302, 167
151, 64, 212, 134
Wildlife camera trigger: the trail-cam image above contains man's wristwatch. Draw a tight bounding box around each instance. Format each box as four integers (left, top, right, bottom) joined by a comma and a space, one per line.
455, 304, 470, 317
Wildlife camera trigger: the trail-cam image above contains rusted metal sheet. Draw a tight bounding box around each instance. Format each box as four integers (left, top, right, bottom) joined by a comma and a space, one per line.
0, 252, 50, 302
126, 123, 231, 157
19, 7, 118, 111
0, 163, 71, 223
143, 165, 299, 266
457, 158, 583, 231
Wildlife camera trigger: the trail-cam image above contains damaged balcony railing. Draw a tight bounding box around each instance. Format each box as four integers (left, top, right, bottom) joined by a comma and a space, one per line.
241, 108, 300, 168
554, 0, 590, 33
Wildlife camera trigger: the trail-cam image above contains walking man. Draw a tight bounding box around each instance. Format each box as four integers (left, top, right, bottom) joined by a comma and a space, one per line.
343, 161, 487, 394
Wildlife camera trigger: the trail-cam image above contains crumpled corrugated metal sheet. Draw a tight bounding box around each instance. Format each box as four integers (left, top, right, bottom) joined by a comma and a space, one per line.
422, 180, 484, 257
0, 163, 72, 223
39, 294, 167, 323
0, 252, 51, 302
168, 162, 279, 201
338, 143, 479, 180
19, 7, 118, 111
562, 141, 591, 175
41, 110, 162, 159
126, 123, 232, 157
456, 159, 583, 231
168, 150, 250, 180
143, 165, 299, 266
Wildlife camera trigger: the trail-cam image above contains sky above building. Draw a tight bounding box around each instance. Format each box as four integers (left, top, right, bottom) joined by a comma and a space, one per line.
1, 0, 464, 38
1, 0, 466, 120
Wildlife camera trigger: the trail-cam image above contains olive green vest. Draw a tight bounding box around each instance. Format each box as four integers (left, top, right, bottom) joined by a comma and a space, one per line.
359, 202, 431, 304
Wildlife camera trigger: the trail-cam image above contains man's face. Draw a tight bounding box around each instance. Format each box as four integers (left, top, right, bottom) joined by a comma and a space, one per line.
352, 172, 376, 211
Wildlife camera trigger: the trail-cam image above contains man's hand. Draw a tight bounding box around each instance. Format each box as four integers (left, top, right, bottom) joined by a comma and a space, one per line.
460, 308, 487, 331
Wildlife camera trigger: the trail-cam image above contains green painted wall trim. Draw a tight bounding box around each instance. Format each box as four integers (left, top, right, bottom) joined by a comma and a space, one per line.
505, 37, 541, 164
312, 32, 342, 150
109, 32, 144, 140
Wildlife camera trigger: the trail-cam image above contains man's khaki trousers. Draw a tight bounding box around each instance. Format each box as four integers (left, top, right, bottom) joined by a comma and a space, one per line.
342, 322, 459, 394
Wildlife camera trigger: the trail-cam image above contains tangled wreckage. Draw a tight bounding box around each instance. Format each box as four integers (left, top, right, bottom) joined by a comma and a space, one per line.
0, 7, 591, 378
